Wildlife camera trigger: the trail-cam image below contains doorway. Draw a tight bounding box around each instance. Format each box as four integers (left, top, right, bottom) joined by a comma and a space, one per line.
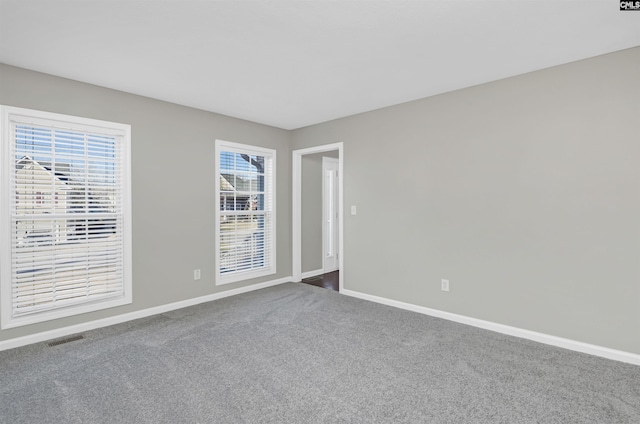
292, 143, 343, 292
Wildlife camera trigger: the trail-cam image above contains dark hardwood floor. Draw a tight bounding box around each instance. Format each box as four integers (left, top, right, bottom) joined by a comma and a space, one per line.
301, 270, 339, 291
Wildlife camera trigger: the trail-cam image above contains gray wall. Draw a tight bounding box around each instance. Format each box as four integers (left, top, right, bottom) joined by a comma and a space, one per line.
301, 151, 339, 273
292, 47, 640, 355
0, 64, 292, 342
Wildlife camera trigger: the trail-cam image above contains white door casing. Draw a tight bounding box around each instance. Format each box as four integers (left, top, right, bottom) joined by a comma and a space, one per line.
292, 142, 343, 291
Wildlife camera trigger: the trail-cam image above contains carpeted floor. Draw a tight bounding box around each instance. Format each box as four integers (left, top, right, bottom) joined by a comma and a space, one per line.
1, 283, 639, 423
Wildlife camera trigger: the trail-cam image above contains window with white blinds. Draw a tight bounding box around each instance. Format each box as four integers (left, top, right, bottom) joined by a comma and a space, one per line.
0, 106, 132, 329
215, 140, 275, 285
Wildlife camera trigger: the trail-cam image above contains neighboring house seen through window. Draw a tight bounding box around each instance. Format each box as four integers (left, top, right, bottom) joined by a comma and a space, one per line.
215, 140, 275, 284
0, 106, 132, 329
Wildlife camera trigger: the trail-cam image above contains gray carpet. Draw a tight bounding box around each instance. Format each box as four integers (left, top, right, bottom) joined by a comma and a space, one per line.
1, 283, 639, 424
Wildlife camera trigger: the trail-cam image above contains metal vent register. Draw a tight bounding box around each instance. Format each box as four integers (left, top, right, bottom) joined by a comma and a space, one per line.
47, 335, 85, 347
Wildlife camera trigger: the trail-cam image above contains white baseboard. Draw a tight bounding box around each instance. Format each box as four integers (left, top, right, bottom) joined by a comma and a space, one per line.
341, 288, 640, 366
0, 276, 292, 352
301, 269, 324, 279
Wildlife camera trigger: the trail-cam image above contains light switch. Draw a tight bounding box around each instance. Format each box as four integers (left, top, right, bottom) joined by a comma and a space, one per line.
351, 205, 357, 215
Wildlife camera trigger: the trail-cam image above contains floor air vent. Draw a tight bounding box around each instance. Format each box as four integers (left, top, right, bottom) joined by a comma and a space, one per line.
47, 335, 85, 347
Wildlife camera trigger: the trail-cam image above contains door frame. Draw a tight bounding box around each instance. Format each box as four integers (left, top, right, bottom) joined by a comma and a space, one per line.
292, 142, 343, 291
322, 156, 339, 273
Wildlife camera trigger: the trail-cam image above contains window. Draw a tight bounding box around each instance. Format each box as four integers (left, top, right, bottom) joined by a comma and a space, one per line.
215, 140, 275, 284
0, 106, 132, 329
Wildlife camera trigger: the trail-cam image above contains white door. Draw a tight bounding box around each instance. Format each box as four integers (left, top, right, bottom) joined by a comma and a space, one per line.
322, 157, 339, 272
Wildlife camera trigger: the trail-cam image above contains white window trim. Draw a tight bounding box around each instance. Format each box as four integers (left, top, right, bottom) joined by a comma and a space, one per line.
0, 106, 132, 329
215, 139, 276, 285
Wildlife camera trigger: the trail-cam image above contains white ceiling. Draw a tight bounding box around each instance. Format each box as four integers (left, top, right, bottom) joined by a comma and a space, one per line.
1, 1, 639, 130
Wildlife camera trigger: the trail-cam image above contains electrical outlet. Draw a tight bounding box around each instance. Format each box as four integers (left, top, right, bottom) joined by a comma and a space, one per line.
441, 279, 449, 292
194, 269, 201, 281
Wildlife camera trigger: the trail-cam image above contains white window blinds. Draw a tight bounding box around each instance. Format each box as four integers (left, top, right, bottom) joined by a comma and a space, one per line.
1, 107, 132, 329
215, 140, 275, 284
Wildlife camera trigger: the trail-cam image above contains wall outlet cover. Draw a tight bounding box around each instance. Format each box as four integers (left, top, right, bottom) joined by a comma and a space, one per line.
441, 279, 449, 292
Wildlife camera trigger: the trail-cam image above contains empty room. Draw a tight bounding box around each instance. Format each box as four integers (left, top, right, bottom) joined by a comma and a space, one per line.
1, 1, 639, 423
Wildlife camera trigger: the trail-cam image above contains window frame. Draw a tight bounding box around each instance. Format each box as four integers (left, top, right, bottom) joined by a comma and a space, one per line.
215, 139, 276, 285
0, 106, 132, 329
